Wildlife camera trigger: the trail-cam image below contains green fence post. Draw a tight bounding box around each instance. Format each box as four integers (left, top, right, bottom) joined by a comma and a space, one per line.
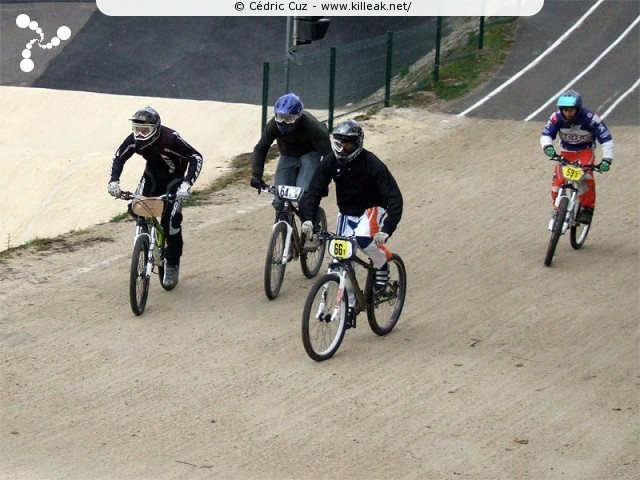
434, 17, 442, 83
261, 62, 270, 132
479, 16, 485, 50
328, 47, 336, 131
384, 31, 393, 108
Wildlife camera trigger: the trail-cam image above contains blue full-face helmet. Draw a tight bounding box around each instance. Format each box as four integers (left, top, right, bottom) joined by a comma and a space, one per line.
557, 89, 582, 120
274, 93, 303, 134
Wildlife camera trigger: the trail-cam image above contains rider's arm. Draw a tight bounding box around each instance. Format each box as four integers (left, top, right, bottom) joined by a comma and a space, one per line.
299, 157, 333, 223
540, 112, 560, 151
590, 114, 614, 160
372, 156, 403, 236
170, 131, 204, 186
109, 135, 136, 182
252, 120, 278, 178
309, 118, 332, 158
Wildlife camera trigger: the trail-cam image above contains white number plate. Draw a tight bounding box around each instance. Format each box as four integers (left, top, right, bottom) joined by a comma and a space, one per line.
277, 185, 303, 201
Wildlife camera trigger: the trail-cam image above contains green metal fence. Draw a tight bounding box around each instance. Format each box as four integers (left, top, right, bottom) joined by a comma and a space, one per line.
261, 16, 516, 131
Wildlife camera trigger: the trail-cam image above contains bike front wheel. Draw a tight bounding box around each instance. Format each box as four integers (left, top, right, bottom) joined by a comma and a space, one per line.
570, 206, 591, 249
300, 207, 327, 278
130, 235, 151, 316
264, 222, 288, 300
367, 253, 407, 335
301, 274, 347, 361
544, 197, 568, 267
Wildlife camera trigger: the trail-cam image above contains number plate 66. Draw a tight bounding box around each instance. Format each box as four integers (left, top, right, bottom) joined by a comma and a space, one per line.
329, 238, 353, 260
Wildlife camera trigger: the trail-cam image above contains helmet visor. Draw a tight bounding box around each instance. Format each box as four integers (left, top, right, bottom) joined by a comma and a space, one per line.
275, 112, 300, 124
331, 137, 357, 157
132, 123, 156, 140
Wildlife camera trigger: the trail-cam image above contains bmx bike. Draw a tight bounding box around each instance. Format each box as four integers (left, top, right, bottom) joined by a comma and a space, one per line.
119, 191, 178, 315
544, 155, 601, 267
261, 184, 327, 300
301, 230, 407, 361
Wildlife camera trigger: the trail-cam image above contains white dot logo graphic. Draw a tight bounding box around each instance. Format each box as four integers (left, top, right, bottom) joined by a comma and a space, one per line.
15, 14, 71, 73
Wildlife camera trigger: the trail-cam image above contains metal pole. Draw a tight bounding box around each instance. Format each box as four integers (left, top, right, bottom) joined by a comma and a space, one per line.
479, 16, 485, 50
328, 47, 336, 131
262, 62, 270, 131
285, 16, 292, 92
384, 31, 393, 108
434, 16, 442, 83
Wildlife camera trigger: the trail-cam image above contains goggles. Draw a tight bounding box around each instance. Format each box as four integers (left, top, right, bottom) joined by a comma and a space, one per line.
132, 123, 156, 140
331, 137, 357, 155
275, 112, 300, 124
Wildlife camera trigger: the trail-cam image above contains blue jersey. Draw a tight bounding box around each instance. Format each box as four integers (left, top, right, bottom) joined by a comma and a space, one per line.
540, 108, 614, 158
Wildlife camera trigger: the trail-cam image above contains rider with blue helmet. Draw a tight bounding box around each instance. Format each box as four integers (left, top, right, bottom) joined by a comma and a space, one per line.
540, 89, 614, 225
251, 93, 331, 214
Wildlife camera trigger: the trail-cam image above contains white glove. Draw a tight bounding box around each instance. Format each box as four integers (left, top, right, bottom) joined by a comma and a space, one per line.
108, 181, 121, 198
176, 181, 192, 201
301, 220, 314, 238
373, 232, 389, 245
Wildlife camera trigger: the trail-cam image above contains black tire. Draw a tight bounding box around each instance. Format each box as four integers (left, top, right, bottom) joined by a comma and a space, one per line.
570, 206, 591, 250
367, 254, 407, 335
129, 235, 150, 316
301, 274, 347, 361
264, 222, 288, 300
300, 207, 327, 278
544, 197, 568, 267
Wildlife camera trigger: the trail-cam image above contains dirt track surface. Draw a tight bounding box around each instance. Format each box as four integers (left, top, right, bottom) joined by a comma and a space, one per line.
1, 109, 638, 479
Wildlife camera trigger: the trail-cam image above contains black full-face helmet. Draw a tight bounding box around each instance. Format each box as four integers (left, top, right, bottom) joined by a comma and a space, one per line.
331, 119, 364, 166
129, 106, 161, 149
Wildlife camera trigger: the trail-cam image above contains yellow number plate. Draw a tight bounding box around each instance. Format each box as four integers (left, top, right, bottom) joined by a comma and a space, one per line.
562, 165, 584, 181
329, 239, 353, 260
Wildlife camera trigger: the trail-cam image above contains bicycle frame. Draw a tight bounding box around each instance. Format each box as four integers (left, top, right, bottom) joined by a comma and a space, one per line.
134, 218, 165, 277
548, 157, 592, 233
265, 184, 305, 265
321, 236, 374, 321
121, 192, 170, 277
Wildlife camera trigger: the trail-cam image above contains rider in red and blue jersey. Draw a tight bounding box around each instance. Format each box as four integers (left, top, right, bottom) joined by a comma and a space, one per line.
539, 89, 614, 224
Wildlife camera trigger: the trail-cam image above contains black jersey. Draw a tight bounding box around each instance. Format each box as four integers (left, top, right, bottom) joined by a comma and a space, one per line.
110, 126, 203, 186
252, 111, 331, 177
300, 149, 403, 236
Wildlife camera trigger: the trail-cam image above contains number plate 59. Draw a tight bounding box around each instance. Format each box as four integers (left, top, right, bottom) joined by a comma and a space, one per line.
562, 165, 584, 181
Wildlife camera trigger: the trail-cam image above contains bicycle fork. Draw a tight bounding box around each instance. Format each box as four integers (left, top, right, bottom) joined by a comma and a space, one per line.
549, 186, 578, 234
134, 224, 157, 278
274, 220, 294, 265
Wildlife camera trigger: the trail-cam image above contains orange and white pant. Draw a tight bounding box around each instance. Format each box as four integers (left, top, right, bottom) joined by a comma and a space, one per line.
551, 148, 596, 209
336, 207, 392, 269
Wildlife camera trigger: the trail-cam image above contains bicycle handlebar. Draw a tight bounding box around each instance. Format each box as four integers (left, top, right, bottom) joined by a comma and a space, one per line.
549, 154, 602, 173
118, 191, 176, 201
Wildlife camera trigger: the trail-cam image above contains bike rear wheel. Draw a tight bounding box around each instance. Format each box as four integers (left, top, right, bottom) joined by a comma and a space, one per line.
130, 235, 150, 316
570, 206, 591, 249
544, 197, 568, 267
302, 274, 347, 361
367, 254, 407, 335
264, 222, 288, 300
300, 207, 327, 278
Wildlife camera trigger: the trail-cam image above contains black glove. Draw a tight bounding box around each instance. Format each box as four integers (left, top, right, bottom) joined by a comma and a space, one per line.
250, 175, 263, 191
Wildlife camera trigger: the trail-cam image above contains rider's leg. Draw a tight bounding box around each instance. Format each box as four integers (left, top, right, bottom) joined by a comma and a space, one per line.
296, 151, 321, 189
350, 208, 392, 293
272, 155, 300, 219
563, 149, 596, 223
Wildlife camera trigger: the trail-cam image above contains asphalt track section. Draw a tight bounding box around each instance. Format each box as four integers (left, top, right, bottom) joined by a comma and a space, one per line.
447, 0, 640, 126
0, 2, 435, 104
